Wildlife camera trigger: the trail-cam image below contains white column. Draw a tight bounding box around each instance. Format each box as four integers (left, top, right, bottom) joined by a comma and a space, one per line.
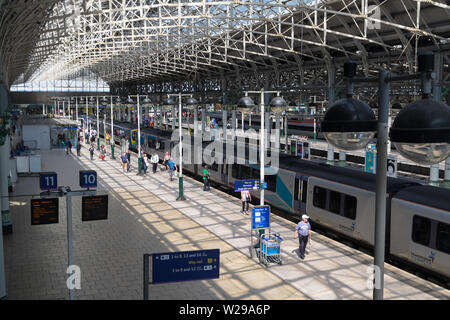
444, 158, 450, 185
179, 94, 183, 179
275, 113, 280, 151
111, 96, 114, 148
430, 163, 440, 186
339, 151, 346, 166
260, 90, 265, 206
138, 95, 141, 157
327, 144, 334, 164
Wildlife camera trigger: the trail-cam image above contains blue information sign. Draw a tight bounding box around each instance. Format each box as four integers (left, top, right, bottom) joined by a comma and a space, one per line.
252, 206, 270, 230
261, 182, 268, 190
40, 172, 58, 191
79, 170, 97, 188
152, 249, 220, 284
234, 179, 260, 192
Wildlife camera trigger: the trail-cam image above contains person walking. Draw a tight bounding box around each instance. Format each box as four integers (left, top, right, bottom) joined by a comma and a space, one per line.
167, 157, 177, 181
202, 165, 210, 191
163, 152, 170, 170
142, 153, 149, 175
99, 145, 106, 161
294, 214, 312, 260
89, 144, 95, 160
77, 139, 82, 156
120, 152, 128, 173
240, 190, 251, 214
151, 153, 159, 174
66, 140, 72, 155
126, 150, 131, 172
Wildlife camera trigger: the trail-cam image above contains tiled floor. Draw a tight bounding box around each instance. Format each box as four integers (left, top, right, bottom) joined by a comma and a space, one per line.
3, 143, 450, 300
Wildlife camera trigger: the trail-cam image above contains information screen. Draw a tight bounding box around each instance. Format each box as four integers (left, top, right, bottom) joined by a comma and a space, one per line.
82, 195, 108, 221
31, 198, 59, 225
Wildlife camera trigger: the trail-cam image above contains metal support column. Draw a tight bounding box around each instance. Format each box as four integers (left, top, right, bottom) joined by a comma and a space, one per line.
232, 110, 236, 142
327, 63, 336, 164
110, 96, 115, 159
373, 69, 390, 300
275, 113, 280, 151
222, 110, 227, 141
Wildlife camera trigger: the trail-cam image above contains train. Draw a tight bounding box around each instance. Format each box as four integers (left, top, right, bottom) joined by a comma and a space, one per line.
91, 119, 450, 287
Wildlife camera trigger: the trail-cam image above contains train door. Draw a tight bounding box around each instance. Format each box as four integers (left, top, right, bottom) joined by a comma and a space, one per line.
221, 164, 229, 186
293, 175, 308, 214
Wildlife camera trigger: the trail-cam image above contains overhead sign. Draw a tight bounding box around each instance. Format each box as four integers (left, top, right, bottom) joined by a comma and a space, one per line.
365, 151, 376, 174
387, 155, 398, 178
297, 140, 310, 160
82, 195, 108, 221
234, 179, 260, 192
31, 198, 59, 225
252, 205, 270, 230
79, 170, 97, 189
40, 172, 58, 191
365, 152, 398, 177
151, 249, 220, 284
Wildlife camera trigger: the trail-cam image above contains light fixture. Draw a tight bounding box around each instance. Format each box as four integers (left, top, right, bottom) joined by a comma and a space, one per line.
390, 99, 450, 165
269, 96, 287, 113
321, 98, 377, 151
185, 97, 198, 110
237, 96, 255, 114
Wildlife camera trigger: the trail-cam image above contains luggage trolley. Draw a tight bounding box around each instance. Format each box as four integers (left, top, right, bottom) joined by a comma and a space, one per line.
259, 233, 283, 267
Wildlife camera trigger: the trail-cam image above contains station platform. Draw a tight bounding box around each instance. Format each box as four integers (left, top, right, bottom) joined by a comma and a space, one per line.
4, 143, 450, 300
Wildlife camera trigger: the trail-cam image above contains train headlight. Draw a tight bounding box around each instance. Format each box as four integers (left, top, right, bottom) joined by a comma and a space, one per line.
390, 99, 450, 165
321, 98, 377, 151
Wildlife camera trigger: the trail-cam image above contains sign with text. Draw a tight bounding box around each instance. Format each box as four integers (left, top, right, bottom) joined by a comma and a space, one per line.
79, 170, 97, 189
82, 195, 108, 221
252, 205, 270, 230
151, 249, 220, 284
31, 198, 59, 225
234, 179, 260, 192
40, 172, 58, 191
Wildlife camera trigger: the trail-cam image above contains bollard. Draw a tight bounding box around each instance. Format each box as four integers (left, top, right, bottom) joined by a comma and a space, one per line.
429, 163, 440, 186
444, 158, 450, 189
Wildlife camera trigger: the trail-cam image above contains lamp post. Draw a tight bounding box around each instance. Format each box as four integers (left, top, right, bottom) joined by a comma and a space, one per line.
237, 90, 287, 238
163, 94, 198, 201
110, 95, 115, 159
321, 52, 450, 300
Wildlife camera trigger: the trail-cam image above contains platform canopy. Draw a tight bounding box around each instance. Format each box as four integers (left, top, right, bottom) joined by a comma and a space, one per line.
1, 0, 449, 96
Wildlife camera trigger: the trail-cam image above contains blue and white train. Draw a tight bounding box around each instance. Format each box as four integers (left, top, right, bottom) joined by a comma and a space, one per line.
94, 120, 450, 286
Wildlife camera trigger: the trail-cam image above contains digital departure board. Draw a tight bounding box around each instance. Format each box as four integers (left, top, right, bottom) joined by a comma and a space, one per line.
31, 198, 59, 225
82, 195, 108, 221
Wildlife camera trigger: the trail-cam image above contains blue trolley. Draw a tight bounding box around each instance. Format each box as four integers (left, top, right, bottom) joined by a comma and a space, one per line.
259, 233, 283, 266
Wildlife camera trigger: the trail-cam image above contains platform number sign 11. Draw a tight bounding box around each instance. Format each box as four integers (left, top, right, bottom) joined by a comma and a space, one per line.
40, 172, 58, 191
79, 171, 97, 189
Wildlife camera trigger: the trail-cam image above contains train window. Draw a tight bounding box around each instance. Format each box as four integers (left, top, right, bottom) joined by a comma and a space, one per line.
211, 163, 219, 172
294, 179, 300, 201
313, 186, 326, 210
436, 222, 450, 254
343, 195, 357, 220
251, 168, 260, 180
301, 180, 308, 203
264, 175, 277, 192
412, 215, 431, 246
329, 191, 341, 215
232, 165, 239, 179
241, 166, 251, 179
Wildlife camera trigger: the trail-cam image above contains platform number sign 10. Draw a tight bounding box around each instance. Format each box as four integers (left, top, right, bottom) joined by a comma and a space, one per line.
79, 171, 97, 189
40, 172, 58, 191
